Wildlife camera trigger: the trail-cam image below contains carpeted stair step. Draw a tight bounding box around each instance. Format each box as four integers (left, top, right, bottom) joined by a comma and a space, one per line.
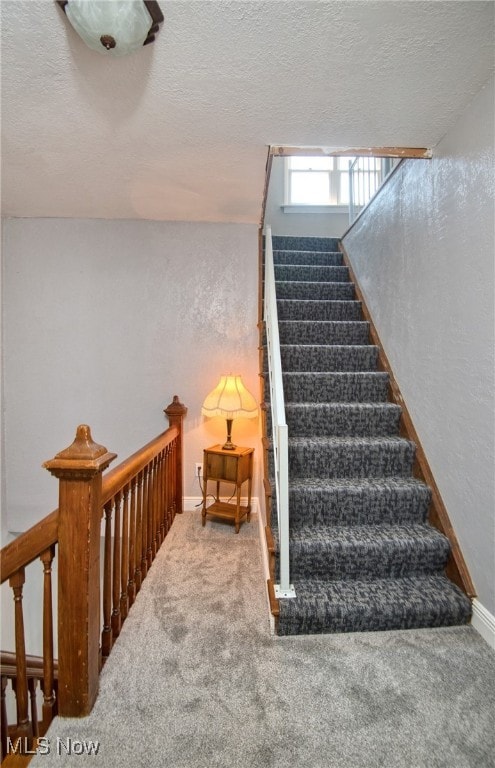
277, 345, 380, 372
283, 403, 402, 437
286, 436, 416, 479
272, 236, 340, 251
275, 281, 355, 301
277, 299, 362, 321
268, 372, 390, 403
284, 477, 432, 527
275, 264, 350, 282
276, 575, 472, 635
278, 524, 450, 581
273, 250, 343, 266
278, 320, 369, 345
263, 232, 468, 638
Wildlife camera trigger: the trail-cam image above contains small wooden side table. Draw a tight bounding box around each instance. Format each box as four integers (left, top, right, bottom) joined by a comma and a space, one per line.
202, 444, 254, 533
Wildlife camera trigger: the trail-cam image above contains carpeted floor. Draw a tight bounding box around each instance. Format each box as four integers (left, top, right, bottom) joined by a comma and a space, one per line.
32, 511, 495, 768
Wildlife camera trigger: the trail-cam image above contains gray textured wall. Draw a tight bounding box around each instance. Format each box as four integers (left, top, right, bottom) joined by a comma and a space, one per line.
343, 78, 495, 615
2, 220, 261, 533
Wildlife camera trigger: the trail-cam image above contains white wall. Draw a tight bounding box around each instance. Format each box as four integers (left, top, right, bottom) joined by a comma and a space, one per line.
265, 157, 349, 237
1, 219, 262, 534
0, 219, 7, 544
343, 77, 495, 615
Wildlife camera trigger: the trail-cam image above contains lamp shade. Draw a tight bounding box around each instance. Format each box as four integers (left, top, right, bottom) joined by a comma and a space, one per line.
64, 0, 154, 56
201, 375, 258, 420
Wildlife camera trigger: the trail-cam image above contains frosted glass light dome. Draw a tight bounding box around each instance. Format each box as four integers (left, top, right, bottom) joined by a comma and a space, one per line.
65, 0, 153, 56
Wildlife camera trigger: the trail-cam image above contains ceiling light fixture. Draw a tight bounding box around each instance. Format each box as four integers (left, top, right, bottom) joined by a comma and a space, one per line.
56, 0, 164, 56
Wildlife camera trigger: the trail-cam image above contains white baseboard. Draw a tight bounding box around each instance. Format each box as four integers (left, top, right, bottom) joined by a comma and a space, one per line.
471, 599, 495, 650
183, 497, 203, 513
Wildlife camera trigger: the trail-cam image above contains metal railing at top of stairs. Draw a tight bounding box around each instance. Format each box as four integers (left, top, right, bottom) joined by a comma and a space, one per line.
348, 156, 399, 224
263, 225, 295, 598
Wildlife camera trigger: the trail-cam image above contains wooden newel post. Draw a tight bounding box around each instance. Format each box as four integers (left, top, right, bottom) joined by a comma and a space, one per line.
43, 425, 116, 717
164, 396, 187, 515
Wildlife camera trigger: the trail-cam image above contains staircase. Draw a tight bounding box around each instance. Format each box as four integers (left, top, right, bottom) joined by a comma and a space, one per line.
264, 235, 472, 636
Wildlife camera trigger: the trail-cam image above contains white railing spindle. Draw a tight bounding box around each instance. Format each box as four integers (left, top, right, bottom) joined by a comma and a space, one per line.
349, 156, 400, 225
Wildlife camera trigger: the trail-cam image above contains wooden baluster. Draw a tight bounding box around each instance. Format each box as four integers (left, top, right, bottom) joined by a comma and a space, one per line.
154, 455, 161, 550
158, 450, 165, 541
40, 546, 56, 731
28, 678, 38, 737
170, 440, 177, 520
145, 465, 153, 569
135, 471, 143, 590
163, 445, 172, 532
53, 678, 59, 714
151, 456, 160, 560
148, 461, 155, 565
170, 442, 177, 525
1, 676, 8, 760
163, 448, 169, 535
9, 568, 31, 742
120, 485, 129, 621
163, 444, 169, 530
127, 478, 137, 606
141, 468, 149, 579
101, 501, 113, 660
164, 396, 187, 516
143, 465, 152, 578
112, 491, 122, 638
159, 452, 165, 540
163, 444, 169, 531
152, 459, 158, 556
155, 453, 161, 546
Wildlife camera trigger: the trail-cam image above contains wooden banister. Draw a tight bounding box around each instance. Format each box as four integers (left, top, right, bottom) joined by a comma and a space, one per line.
1, 396, 187, 742
101, 425, 179, 506
0, 653, 58, 679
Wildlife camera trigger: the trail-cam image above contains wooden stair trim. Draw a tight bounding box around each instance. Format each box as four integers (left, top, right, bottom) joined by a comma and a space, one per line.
270, 146, 432, 159
264, 525, 276, 584
265, 525, 275, 554
266, 579, 280, 618
339, 241, 475, 598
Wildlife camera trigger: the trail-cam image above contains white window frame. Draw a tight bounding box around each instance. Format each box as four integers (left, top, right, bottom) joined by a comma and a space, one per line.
282, 156, 353, 213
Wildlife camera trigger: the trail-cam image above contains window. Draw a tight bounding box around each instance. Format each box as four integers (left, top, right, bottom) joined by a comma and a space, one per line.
285, 156, 355, 207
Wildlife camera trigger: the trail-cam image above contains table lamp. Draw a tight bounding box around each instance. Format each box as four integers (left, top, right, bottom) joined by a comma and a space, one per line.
202, 374, 257, 450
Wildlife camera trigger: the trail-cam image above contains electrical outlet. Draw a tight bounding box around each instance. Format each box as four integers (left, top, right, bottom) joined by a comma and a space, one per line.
195, 463, 203, 478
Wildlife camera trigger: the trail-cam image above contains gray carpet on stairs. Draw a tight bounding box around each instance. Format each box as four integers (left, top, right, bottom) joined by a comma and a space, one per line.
31, 512, 495, 768
265, 238, 471, 635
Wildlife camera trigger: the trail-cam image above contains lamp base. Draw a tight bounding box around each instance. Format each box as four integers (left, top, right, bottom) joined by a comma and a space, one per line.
223, 418, 236, 450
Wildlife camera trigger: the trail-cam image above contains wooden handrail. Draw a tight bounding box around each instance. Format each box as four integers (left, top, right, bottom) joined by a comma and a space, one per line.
1, 426, 181, 586
0, 652, 58, 678
1, 511, 58, 586
101, 425, 179, 506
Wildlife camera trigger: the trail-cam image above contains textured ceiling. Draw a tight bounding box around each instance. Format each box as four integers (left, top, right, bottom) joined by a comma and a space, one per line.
1, 1, 494, 223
